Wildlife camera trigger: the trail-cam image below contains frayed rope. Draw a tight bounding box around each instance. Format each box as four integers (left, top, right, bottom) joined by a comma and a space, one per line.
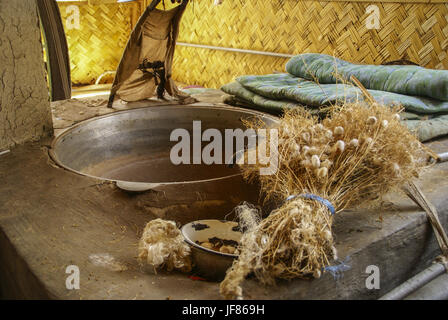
323, 256, 352, 281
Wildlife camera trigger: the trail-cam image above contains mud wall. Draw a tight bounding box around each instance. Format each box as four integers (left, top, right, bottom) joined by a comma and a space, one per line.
0, 0, 53, 150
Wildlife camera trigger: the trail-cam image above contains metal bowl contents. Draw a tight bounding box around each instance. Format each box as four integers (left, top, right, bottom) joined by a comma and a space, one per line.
182, 219, 242, 281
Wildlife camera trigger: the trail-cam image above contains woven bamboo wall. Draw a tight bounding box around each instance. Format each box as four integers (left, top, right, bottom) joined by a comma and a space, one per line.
58, 1, 140, 85
172, 0, 448, 88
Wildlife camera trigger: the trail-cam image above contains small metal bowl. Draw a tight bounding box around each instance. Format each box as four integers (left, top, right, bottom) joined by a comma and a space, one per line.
181, 219, 241, 281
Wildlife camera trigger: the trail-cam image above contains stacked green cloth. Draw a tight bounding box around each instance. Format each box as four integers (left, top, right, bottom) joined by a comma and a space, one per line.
221, 53, 448, 142
286, 53, 448, 101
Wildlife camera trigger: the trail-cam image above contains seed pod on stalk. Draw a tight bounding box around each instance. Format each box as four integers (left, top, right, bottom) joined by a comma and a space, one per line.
220, 103, 431, 300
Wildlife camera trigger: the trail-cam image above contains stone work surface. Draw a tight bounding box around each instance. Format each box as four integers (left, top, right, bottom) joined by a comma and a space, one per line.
0, 0, 53, 150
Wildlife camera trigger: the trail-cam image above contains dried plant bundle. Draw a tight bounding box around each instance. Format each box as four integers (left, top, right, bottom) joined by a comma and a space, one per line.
220, 103, 431, 299
138, 218, 192, 273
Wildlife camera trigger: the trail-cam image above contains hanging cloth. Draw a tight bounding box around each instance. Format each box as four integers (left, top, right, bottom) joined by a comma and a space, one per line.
108, 0, 194, 107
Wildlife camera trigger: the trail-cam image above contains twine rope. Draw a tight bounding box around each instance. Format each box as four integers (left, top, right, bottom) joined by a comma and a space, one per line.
285, 194, 336, 216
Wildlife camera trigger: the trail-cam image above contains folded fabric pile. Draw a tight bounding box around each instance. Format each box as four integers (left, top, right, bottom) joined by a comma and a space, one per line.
221, 53, 448, 142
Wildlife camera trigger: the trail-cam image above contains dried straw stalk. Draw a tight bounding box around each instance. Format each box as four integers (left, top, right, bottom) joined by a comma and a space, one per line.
220, 102, 431, 299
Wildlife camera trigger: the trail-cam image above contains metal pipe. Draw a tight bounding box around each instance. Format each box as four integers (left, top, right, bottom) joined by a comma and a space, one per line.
383, 153, 448, 300
379, 262, 446, 300
176, 42, 295, 59
404, 273, 448, 300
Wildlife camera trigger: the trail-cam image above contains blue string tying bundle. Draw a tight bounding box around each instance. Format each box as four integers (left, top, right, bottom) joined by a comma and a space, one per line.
323, 256, 352, 280
285, 194, 348, 280
285, 194, 336, 216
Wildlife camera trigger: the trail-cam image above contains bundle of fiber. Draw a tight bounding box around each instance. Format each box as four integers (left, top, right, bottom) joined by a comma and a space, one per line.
220, 102, 432, 300
138, 218, 192, 273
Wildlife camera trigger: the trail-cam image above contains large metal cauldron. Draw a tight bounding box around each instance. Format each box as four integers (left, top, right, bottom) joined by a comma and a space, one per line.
50, 105, 279, 223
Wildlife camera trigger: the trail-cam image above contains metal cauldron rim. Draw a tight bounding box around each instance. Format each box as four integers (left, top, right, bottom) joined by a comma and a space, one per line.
49, 104, 279, 187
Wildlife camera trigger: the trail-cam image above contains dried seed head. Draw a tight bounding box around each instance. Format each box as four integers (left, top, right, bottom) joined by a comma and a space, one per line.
318, 137, 329, 144
349, 139, 359, 148
325, 130, 333, 139
323, 230, 332, 241
313, 269, 322, 279
367, 116, 378, 125
292, 144, 301, 157
393, 113, 400, 121
317, 167, 328, 179
311, 155, 321, 168
392, 163, 400, 174
315, 123, 324, 131
332, 247, 338, 260
321, 159, 333, 168
335, 140, 345, 153
308, 146, 319, 155
365, 137, 373, 145
334, 126, 344, 136
381, 120, 389, 128
300, 159, 312, 168
289, 207, 299, 215
302, 132, 310, 142
292, 143, 300, 152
